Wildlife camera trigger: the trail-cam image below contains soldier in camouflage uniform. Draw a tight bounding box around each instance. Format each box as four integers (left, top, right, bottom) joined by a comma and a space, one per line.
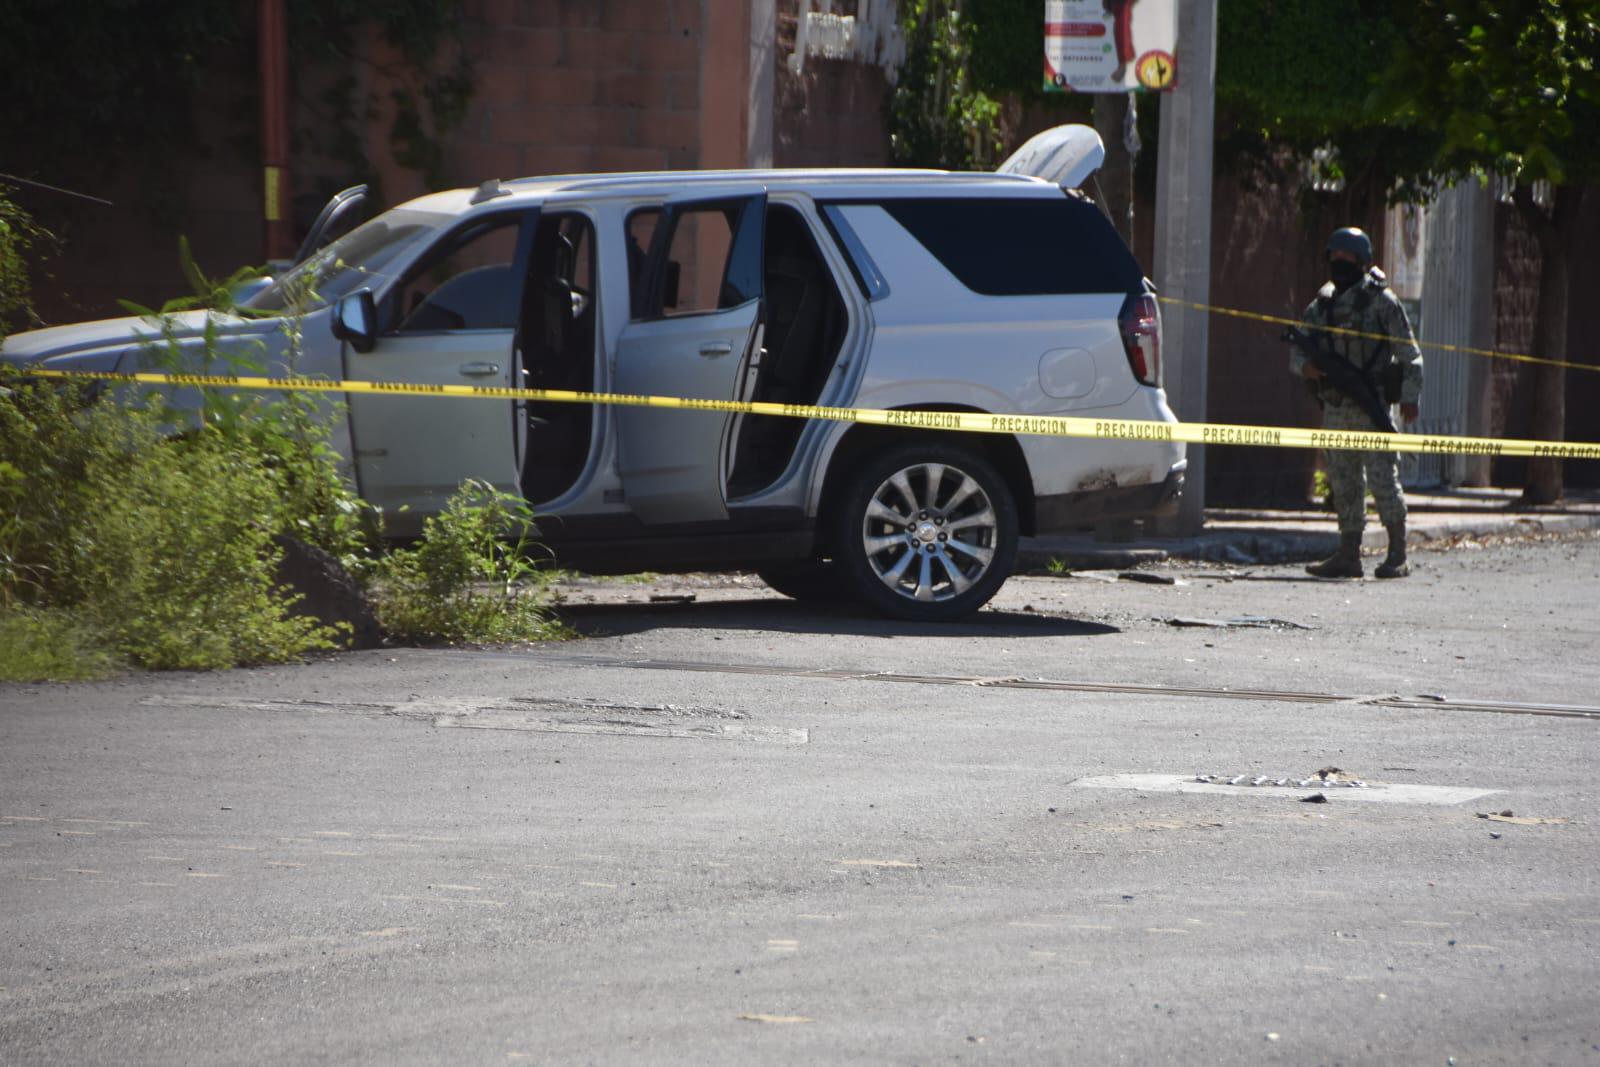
1289, 228, 1424, 579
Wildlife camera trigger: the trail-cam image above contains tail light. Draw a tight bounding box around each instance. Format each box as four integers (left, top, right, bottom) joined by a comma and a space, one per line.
1118, 291, 1162, 387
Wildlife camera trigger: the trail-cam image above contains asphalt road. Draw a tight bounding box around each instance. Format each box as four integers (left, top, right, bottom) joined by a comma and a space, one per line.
3, 535, 1598, 1065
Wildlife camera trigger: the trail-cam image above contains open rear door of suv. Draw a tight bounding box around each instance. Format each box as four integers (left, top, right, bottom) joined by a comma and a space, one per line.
996, 124, 1105, 189
611, 187, 767, 525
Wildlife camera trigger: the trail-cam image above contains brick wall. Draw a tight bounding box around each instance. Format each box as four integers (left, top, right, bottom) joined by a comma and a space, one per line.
396, 0, 706, 203
1492, 192, 1600, 489
1202, 173, 1321, 506
1563, 190, 1600, 488
1489, 203, 1541, 486
17, 33, 261, 325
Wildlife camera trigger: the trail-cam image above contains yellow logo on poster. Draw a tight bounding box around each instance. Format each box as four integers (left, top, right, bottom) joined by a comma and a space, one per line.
1135, 50, 1177, 90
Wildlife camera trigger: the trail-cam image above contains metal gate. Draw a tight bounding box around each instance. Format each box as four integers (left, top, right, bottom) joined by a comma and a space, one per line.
1402, 182, 1494, 487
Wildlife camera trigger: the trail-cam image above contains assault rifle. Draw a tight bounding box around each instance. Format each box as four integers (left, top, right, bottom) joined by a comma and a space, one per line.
1283, 323, 1397, 435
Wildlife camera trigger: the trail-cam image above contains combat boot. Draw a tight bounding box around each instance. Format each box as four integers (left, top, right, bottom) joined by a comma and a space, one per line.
1375, 522, 1410, 579
1306, 531, 1363, 579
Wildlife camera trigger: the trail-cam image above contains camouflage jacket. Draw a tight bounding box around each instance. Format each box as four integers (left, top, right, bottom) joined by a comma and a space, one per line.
1288, 268, 1424, 406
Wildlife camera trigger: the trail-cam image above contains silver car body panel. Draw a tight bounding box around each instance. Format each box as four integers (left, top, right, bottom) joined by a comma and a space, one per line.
1, 155, 1185, 550
344, 325, 520, 517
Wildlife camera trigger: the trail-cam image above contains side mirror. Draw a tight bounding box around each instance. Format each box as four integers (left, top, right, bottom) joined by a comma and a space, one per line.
332, 288, 377, 353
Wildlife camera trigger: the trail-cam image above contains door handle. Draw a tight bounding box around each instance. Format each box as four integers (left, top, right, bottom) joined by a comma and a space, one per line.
698, 342, 733, 358
459, 361, 501, 377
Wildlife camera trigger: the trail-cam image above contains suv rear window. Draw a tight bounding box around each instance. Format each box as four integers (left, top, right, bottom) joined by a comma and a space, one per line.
879, 196, 1143, 296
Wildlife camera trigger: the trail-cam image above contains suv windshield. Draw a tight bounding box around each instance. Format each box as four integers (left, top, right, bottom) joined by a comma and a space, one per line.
244, 209, 446, 313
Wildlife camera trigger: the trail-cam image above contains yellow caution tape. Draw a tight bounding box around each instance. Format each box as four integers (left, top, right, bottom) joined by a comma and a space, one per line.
23, 368, 1600, 462
1157, 295, 1599, 375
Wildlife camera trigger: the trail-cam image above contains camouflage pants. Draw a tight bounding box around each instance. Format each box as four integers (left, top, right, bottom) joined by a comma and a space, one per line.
1322, 400, 1407, 534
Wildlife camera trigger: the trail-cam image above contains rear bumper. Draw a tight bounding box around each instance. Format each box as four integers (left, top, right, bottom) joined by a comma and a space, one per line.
1034, 467, 1184, 533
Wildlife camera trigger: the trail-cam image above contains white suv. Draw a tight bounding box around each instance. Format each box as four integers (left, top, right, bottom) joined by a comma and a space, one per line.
2, 126, 1184, 620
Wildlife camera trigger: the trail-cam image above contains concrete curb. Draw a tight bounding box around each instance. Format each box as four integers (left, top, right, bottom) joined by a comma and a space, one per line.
1019, 511, 1600, 570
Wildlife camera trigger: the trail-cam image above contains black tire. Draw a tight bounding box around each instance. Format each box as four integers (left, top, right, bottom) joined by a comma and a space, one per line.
830, 443, 1018, 621
754, 560, 848, 602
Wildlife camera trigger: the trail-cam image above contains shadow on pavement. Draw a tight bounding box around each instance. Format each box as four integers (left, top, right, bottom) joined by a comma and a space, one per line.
555, 598, 1120, 639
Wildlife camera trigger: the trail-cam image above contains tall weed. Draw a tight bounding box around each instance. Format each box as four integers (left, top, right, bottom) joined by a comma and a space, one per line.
374, 480, 566, 644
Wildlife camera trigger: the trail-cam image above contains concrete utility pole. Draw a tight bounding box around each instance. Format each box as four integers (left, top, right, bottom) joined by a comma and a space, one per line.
1151, 0, 1217, 536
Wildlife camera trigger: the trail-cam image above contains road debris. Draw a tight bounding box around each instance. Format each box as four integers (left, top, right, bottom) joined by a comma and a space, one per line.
1476, 811, 1568, 826
837, 859, 921, 869
1079, 773, 1498, 806
1193, 771, 1366, 789
1165, 615, 1315, 630
1118, 571, 1176, 585
1300, 793, 1328, 804
648, 593, 697, 604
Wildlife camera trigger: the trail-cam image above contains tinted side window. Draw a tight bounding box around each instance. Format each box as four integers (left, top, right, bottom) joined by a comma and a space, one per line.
879, 197, 1143, 296
388, 214, 523, 332
629, 198, 764, 320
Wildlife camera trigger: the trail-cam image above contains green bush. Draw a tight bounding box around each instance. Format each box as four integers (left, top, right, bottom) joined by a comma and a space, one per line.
0, 606, 116, 682
0, 375, 343, 669
1312, 469, 1334, 510
3, 279, 569, 677
1312, 468, 1376, 513
75, 410, 342, 669
114, 249, 374, 569
0, 375, 100, 601
373, 479, 567, 645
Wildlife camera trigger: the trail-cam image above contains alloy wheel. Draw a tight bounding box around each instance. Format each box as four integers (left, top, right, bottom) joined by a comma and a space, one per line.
860, 462, 998, 603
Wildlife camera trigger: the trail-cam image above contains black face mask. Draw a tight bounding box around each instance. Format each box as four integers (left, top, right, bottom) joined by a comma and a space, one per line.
1329, 259, 1364, 291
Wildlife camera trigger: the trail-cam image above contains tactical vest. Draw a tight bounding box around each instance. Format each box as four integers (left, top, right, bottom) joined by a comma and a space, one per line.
1310, 282, 1404, 405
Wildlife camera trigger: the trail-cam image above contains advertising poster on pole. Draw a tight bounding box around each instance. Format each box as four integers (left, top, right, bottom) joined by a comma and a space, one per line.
1044, 0, 1178, 93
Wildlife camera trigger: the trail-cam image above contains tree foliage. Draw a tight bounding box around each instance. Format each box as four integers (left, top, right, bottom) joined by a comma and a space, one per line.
891, 0, 1114, 169
0, 0, 471, 204
1374, 0, 1600, 187
0, 187, 54, 341
1371, 0, 1600, 502
966, 0, 1048, 95
890, 0, 1006, 168
1213, 1, 1441, 199
890, 0, 1421, 189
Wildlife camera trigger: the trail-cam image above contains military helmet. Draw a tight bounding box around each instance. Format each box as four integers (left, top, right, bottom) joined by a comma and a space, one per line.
1326, 227, 1373, 265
